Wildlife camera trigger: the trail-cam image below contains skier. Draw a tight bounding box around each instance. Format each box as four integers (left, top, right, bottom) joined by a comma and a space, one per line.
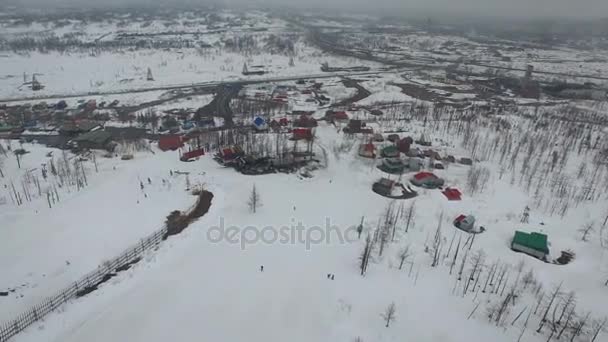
260, 265, 264, 272
147, 177, 152, 184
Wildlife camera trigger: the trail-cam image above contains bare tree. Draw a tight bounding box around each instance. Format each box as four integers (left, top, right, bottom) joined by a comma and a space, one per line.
404, 201, 416, 233
579, 222, 595, 242
590, 317, 607, 342
570, 312, 590, 342
537, 282, 563, 333
431, 212, 443, 267
398, 245, 411, 270
381, 302, 397, 328
248, 184, 261, 213
360, 234, 372, 276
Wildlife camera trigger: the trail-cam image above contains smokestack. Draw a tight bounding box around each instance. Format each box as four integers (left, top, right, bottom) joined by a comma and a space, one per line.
525, 65, 533, 80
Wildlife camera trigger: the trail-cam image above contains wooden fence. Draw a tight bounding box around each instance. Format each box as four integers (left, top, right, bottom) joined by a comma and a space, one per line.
0, 226, 168, 342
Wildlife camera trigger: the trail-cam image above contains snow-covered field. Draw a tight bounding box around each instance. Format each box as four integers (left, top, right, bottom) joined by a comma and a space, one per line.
0, 143, 199, 322
0, 46, 381, 100
2, 113, 608, 341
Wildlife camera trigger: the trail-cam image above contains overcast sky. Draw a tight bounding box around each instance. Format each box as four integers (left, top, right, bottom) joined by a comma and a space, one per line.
6, 0, 608, 19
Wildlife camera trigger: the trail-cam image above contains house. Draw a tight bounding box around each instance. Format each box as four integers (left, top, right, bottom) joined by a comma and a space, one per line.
442, 187, 462, 200
294, 115, 317, 128
381, 145, 400, 158
333, 111, 349, 121
215, 146, 244, 164
387, 134, 400, 143
343, 119, 373, 134
59, 120, 102, 137
454, 215, 475, 231
292, 128, 313, 141
373, 178, 396, 196
373, 178, 418, 199
198, 117, 215, 128
373, 133, 384, 142
459, 157, 473, 165
180, 148, 205, 161
345, 119, 361, 133
411, 172, 444, 188
415, 134, 432, 146
182, 121, 195, 130
377, 158, 406, 174
424, 149, 442, 160
159, 135, 183, 151
253, 116, 268, 131
511, 231, 549, 260
269, 119, 281, 132
407, 158, 423, 172
358, 143, 376, 158
71, 130, 114, 151
397, 137, 413, 153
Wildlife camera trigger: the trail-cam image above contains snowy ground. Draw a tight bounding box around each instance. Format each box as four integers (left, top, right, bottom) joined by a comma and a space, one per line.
0, 143, 199, 322
2, 118, 607, 341
0, 45, 381, 100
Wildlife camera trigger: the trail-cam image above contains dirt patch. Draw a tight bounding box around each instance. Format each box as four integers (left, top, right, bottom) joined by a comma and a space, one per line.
164, 190, 214, 239
392, 82, 440, 102
332, 78, 371, 107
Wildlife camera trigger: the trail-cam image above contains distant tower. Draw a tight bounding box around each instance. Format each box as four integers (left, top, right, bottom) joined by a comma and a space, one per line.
525, 65, 534, 80
146, 67, 154, 81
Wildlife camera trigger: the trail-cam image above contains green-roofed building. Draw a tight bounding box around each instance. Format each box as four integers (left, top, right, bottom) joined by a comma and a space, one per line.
511, 231, 549, 260
381, 145, 400, 158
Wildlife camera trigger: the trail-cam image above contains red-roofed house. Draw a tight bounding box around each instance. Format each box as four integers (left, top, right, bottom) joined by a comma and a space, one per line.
411, 172, 445, 188
443, 187, 462, 200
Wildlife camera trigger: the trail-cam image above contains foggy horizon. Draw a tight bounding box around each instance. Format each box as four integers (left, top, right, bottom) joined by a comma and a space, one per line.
3, 0, 608, 20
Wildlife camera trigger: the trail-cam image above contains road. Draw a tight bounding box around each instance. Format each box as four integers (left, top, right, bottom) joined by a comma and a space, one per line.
0, 70, 400, 104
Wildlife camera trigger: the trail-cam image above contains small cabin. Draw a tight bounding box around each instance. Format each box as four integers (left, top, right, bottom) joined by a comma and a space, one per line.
511, 231, 549, 260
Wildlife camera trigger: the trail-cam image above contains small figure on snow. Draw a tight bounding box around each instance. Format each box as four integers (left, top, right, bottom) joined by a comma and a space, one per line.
331, 274, 335, 280
147, 177, 152, 184
170, 170, 173, 176
140, 181, 144, 190
260, 265, 264, 272
327, 274, 331, 279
